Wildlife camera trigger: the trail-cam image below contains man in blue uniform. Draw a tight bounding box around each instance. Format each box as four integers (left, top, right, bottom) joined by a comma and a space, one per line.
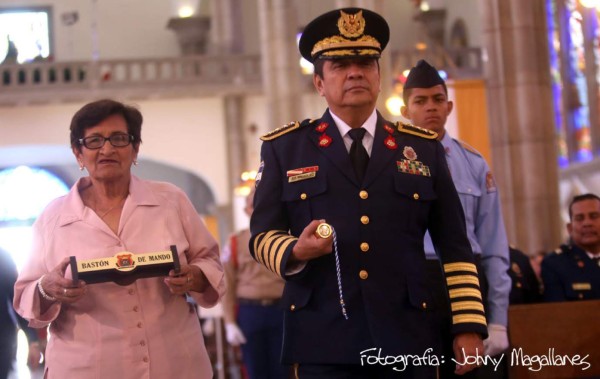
542, 193, 600, 301
249, 8, 487, 378
401, 60, 511, 378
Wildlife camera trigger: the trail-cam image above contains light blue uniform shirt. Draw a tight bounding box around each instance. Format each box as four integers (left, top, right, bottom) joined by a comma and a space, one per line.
424, 132, 511, 326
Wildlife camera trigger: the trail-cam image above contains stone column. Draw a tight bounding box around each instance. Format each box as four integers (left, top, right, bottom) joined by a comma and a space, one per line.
209, 0, 243, 54
209, 0, 246, 242
479, 0, 562, 255
257, 0, 302, 131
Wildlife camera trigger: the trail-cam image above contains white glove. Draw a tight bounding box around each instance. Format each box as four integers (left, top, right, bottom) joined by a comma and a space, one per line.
225, 322, 247, 346
483, 323, 509, 356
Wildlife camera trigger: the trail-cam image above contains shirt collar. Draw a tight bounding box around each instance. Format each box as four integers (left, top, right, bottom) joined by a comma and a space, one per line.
329, 108, 378, 138
440, 131, 453, 154
57, 175, 159, 226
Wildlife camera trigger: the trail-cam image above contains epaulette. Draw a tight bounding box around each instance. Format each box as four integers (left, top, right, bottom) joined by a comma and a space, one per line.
457, 139, 482, 157
260, 119, 312, 141
396, 122, 437, 140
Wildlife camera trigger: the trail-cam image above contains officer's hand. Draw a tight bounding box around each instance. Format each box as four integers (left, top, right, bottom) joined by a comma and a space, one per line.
483, 323, 509, 356
225, 322, 247, 346
291, 219, 333, 262
452, 332, 484, 375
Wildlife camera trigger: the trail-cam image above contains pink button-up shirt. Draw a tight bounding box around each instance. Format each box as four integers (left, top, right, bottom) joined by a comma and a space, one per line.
14, 175, 225, 379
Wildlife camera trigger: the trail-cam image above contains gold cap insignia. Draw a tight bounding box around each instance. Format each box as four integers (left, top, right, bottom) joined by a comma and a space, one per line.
338, 10, 365, 38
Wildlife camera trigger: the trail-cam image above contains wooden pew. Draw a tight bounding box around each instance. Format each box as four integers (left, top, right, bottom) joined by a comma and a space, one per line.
507, 300, 600, 378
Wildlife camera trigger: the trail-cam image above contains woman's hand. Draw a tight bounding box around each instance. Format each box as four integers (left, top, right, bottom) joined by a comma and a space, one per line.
39, 257, 87, 304
164, 264, 208, 295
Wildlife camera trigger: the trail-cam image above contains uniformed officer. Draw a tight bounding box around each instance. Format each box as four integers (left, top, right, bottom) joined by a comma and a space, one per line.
401, 60, 511, 378
508, 246, 541, 305
249, 8, 487, 378
542, 193, 600, 301
222, 187, 286, 379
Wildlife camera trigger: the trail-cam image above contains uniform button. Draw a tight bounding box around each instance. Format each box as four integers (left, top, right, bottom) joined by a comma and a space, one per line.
360, 243, 369, 252
578, 293, 583, 299
422, 302, 427, 309
140, 340, 146, 346
516, 282, 522, 288
290, 304, 296, 311
143, 357, 148, 363
359, 190, 368, 199
300, 193, 307, 200
133, 306, 139, 312
413, 193, 420, 200
137, 322, 143, 328
359, 270, 368, 280
360, 215, 369, 225
128, 289, 135, 295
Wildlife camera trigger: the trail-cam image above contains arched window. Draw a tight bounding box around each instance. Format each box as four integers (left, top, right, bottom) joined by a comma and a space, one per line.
0, 166, 68, 270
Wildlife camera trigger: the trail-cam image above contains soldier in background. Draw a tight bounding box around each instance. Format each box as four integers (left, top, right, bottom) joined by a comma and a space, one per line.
542, 193, 600, 301
401, 60, 511, 378
0, 248, 41, 379
222, 186, 286, 379
508, 246, 541, 305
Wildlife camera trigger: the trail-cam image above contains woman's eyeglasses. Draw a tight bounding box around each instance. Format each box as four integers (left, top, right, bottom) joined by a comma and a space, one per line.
78, 133, 134, 149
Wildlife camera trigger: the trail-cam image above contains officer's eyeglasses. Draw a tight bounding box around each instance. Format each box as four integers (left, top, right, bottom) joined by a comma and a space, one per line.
79, 133, 134, 149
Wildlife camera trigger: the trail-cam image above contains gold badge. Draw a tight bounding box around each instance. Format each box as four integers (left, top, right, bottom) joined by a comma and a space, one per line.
338, 10, 365, 38
316, 222, 333, 239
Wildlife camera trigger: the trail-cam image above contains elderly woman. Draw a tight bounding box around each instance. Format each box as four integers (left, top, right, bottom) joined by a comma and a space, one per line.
13, 99, 225, 378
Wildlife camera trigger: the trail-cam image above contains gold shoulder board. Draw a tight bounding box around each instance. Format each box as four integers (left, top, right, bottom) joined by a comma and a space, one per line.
260, 121, 301, 141
457, 140, 482, 156
397, 122, 437, 140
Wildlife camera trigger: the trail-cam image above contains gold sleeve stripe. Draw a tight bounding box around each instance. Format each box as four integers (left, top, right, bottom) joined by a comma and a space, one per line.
263, 234, 288, 272
453, 314, 487, 326
269, 235, 294, 276
448, 288, 482, 300
253, 232, 267, 265
451, 301, 485, 313
446, 275, 480, 287
443, 262, 478, 274
255, 230, 285, 271
274, 237, 296, 276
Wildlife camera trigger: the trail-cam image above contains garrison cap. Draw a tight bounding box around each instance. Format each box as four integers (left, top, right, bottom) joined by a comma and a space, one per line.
404, 59, 445, 89
299, 8, 389, 63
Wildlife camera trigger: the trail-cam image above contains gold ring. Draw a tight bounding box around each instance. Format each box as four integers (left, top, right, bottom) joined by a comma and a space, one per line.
63, 288, 67, 296
316, 222, 333, 239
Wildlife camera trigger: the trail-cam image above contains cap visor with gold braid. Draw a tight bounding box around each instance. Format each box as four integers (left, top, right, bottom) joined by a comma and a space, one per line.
299, 8, 390, 63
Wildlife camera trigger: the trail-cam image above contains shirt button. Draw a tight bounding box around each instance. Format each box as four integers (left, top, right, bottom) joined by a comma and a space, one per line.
516, 282, 522, 288
360, 243, 369, 252
137, 322, 143, 328
128, 289, 135, 295
143, 357, 148, 363
413, 193, 420, 200
133, 306, 139, 312
140, 340, 146, 347
300, 193, 307, 200
359, 190, 369, 199
359, 270, 368, 280
360, 215, 369, 225
290, 304, 296, 311
422, 302, 427, 309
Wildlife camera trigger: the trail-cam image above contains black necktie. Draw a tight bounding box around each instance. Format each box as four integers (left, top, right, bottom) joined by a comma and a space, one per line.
348, 128, 369, 182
